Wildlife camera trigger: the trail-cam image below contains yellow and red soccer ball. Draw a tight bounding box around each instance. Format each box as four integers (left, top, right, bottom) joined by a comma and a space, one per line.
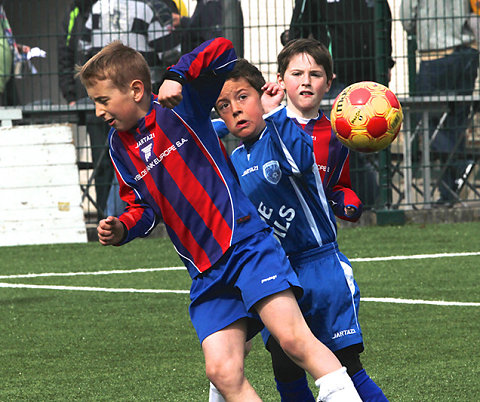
330, 81, 403, 153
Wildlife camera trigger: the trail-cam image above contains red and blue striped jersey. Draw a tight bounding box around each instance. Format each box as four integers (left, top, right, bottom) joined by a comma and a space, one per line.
109, 38, 267, 278
289, 109, 363, 222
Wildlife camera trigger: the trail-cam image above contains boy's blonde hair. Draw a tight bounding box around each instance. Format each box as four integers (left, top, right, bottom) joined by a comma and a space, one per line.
277, 38, 333, 82
77, 41, 152, 94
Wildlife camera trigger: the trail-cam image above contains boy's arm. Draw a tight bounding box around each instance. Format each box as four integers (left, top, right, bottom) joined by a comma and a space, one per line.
97, 216, 126, 246
326, 153, 363, 222
159, 37, 237, 114
108, 148, 159, 245
261, 82, 284, 114
157, 79, 183, 108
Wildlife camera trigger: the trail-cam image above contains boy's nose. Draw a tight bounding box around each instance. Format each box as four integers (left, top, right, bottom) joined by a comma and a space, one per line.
231, 101, 242, 115
95, 104, 105, 118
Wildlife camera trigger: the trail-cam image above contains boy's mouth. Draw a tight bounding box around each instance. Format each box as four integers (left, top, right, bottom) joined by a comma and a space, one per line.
236, 119, 248, 128
300, 90, 314, 96
106, 118, 115, 126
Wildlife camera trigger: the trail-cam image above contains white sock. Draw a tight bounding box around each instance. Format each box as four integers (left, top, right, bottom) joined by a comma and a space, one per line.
209, 381, 226, 402
315, 367, 362, 402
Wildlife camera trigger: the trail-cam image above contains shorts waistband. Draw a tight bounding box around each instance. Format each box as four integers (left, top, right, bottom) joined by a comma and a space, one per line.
287, 242, 339, 265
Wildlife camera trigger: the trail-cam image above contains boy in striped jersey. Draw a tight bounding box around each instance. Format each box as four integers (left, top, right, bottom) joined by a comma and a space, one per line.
77, 38, 361, 401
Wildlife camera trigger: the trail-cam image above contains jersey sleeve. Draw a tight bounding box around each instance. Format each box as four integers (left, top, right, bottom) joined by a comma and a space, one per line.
212, 118, 230, 139
109, 134, 159, 245
167, 37, 237, 117
263, 105, 315, 175
326, 150, 363, 222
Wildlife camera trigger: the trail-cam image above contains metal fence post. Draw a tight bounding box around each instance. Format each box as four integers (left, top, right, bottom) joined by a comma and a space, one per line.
375, 0, 405, 224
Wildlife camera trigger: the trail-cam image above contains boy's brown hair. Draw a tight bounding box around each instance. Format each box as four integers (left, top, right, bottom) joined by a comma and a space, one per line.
77, 41, 152, 94
225, 58, 266, 95
277, 38, 333, 82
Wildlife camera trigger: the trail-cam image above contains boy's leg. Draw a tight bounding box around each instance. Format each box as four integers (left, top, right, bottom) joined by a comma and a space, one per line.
202, 318, 261, 402
208, 338, 253, 402
335, 346, 388, 401
254, 290, 361, 401
266, 336, 315, 402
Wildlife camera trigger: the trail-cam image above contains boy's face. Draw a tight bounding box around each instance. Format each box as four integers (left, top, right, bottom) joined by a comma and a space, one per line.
278, 52, 332, 118
87, 78, 142, 132
216, 77, 266, 141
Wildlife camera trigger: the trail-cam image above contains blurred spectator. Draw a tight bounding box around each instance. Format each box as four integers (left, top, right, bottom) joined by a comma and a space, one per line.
0, 3, 31, 106
285, 0, 395, 208
401, 0, 479, 207
59, 0, 183, 219
162, 0, 188, 18
179, 0, 244, 57
82, 0, 182, 90
58, 0, 115, 220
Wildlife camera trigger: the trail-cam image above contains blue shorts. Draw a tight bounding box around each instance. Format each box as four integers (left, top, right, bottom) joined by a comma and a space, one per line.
262, 242, 363, 352
189, 228, 302, 344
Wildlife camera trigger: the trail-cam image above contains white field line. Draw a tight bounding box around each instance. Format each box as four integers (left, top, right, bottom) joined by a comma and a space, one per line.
1, 251, 479, 306
362, 298, 480, 307
0, 266, 185, 280
1, 251, 479, 281
350, 251, 480, 262
0, 282, 477, 306
0, 282, 189, 294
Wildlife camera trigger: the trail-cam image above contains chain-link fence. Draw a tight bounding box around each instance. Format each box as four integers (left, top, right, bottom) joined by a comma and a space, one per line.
1, 0, 479, 228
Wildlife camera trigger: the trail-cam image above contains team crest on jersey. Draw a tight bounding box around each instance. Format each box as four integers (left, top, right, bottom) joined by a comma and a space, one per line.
263, 160, 282, 184
141, 143, 153, 162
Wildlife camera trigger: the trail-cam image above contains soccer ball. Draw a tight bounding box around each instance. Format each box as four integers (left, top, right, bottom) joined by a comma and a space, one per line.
330, 81, 403, 153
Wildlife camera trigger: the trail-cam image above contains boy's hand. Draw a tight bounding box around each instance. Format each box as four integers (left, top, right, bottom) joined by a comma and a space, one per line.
261, 82, 284, 114
97, 216, 125, 246
344, 206, 356, 217
157, 79, 183, 109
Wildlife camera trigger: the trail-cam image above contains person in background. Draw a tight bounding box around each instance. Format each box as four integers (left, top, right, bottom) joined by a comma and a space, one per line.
400, 0, 479, 207
58, 0, 115, 220
0, 2, 30, 106
214, 39, 387, 402
284, 0, 396, 209
178, 0, 244, 57
82, 0, 183, 91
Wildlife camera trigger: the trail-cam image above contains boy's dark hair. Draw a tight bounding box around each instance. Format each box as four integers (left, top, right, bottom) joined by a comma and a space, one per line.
277, 38, 333, 82
226, 58, 266, 95
76, 41, 152, 94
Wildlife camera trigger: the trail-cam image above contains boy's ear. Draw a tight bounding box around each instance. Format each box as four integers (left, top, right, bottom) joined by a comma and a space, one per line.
131, 79, 145, 102
277, 73, 286, 90
326, 78, 333, 92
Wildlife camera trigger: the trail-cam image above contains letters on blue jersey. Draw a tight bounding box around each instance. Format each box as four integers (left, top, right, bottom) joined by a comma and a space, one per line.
230, 106, 338, 255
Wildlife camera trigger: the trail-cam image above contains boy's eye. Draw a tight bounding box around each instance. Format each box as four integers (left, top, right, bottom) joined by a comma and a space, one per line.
217, 102, 229, 111
239, 94, 248, 101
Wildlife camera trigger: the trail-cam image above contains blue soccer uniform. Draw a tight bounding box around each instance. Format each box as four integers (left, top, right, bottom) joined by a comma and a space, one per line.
288, 109, 363, 222
229, 105, 363, 352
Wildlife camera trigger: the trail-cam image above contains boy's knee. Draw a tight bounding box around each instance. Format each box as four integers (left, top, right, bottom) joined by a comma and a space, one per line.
205, 355, 244, 389
276, 332, 306, 361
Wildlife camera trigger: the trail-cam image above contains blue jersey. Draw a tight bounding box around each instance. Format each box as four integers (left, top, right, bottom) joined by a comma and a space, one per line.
230, 105, 338, 255
110, 38, 267, 278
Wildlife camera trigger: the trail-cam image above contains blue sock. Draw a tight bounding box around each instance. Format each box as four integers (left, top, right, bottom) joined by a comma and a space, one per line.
352, 369, 389, 401
275, 374, 315, 402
